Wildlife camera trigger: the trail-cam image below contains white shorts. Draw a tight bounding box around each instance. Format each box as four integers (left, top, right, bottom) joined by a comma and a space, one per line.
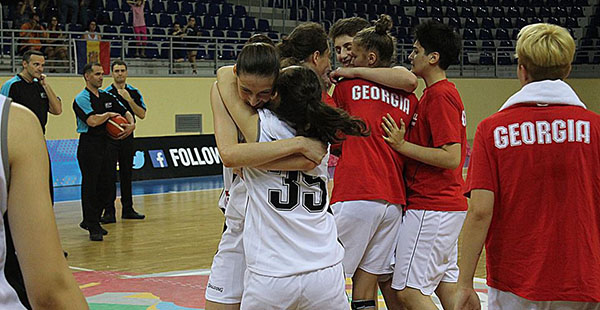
241, 263, 349, 310
391, 209, 466, 295
331, 200, 402, 278
489, 287, 600, 310
205, 181, 248, 304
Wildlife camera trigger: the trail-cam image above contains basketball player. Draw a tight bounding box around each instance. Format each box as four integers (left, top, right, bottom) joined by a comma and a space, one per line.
456, 23, 600, 310
0, 95, 88, 309
222, 63, 369, 309
206, 39, 327, 310
330, 15, 418, 310
381, 21, 467, 310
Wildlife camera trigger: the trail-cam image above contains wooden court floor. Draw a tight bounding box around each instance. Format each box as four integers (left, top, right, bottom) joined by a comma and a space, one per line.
55, 187, 487, 278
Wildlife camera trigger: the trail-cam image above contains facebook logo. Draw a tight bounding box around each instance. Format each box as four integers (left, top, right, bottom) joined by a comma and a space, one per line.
149, 150, 168, 168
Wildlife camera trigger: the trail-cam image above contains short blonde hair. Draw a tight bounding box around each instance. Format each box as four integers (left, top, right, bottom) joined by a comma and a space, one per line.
516, 23, 575, 81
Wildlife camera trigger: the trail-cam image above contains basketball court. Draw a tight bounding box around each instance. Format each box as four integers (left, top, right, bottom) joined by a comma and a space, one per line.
54, 175, 488, 309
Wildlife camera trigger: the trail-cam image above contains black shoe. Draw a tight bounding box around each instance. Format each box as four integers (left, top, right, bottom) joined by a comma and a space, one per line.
122, 210, 145, 220
100, 214, 116, 224
89, 232, 103, 241
63, 250, 68, 258
79, 222, 108, 235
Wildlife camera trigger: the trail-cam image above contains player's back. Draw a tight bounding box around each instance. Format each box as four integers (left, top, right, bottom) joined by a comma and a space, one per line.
243, 109, 344, 277
331, 78, 418, 205
473, 103, 600, 301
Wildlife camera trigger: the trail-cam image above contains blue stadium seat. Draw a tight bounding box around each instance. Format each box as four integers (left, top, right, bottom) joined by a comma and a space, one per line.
103, 25, 118, 40
498, 17, 512, 28
181, 2, 193, 14
231, 16, 244, 30
152, 28, 166, 41
496, 28, 510, 40
554, 7, 568, 17
144, 13, 157, 27
515, 17, 527, 29
195, 3, 207, 15
487, 0, 500, 6
222, 3, 234, 16
244, 17, 256, 31
448, 16, 461, 28
479, 28, 493, 40
217, 16, 231, 30
464, 17, 478, 29
234, 5, 247, 17
443, 0, 456, 6
530, 0, 543, 6
202, 16, 216, 29
446, 6, 458, 17
258, 19, 270, 32
547, 17, 561, 26
431, 6, 443, 17
482, 40, 495, 51
145, 42, 159, 58
212, 29, 225, 42
166, 2, 179, 14
159, 14, 172, 28
491, 6, 504, 18
539, 7, 552, 17
415, 6, 427, 17
479, 52, 494, 65
110, 41, 123, 58
460, 6, 474, 17
174, 15, 187, 27
529, 17, 542, 24
240, 31, 252, 42
105, 0, 119, 11
482, 17, 495, 29
565, 16, 579, 28
516, 0, 529, 6
111, 11, 126, 25
463, 28, 476, 40
464, 40, 477, 51
151, 1, 164, 13
219, 44, 236, 60
208, 3, 221, 16
570, 6, 584, 17
225, 30, 239, 43
506, 6, 520, 18
475, 6, 489, 17
501, 0, 516, 5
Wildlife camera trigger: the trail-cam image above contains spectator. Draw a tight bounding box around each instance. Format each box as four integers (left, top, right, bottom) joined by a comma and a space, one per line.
19, 13, 47, 55
44, 16, 68, 70
82, 20, 101, 41
79, 0, 99, 29
127, 0, 147, 57
59, 0, 78, 25
183, 16, 199, 74
169, 22, 185, 62
12, 1, 34, 29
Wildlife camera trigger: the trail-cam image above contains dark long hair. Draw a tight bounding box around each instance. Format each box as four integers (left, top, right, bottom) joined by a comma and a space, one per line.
273, 66, 370, 144
236, 42, 280, 80
277, 22, 329, 63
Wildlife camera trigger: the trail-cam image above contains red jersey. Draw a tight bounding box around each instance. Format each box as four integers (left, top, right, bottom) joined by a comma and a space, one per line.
322, 91, 337, 108
331, 78, 418, 205
466, 102, 600, 302
404, 79, 467, 211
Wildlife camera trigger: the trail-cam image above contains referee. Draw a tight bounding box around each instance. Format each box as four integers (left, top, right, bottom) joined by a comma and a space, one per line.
101, 60, 146, 223
74, 62, 134, 241
1, 49, 62, 309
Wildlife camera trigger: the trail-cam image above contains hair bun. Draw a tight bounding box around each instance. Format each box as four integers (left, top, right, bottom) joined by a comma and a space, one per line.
374, 14, 393, 34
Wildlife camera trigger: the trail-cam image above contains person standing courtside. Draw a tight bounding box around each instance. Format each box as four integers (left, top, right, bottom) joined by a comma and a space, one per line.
1, 48, 62, 309
74, 62, 135, 241
100, 60, 146, 223
456, 23, 600, 310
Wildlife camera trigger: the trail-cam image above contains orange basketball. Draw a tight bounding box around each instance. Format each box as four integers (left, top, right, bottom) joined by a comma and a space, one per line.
106, 115, 128, 138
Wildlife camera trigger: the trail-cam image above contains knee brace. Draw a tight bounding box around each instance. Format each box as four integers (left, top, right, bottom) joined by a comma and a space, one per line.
351, 299, 376, 309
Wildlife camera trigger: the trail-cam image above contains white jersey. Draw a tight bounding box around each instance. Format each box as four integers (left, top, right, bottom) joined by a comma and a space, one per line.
243, 109, 344, 277
0, 95, 28, 309
217, 167, 234, 211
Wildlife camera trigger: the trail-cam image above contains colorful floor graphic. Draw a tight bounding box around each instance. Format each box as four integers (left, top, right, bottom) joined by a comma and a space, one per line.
76, 269, 489, 310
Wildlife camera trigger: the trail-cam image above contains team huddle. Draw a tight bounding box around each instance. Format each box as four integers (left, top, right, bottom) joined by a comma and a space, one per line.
205, 15, 466, 310
206, 15, 600, 310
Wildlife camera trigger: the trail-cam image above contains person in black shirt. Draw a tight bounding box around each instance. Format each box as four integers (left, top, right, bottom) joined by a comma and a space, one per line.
1, 50, 62, 133
183, 16, 199, 74
73, 62, 135, 241
100, 60, 146, 223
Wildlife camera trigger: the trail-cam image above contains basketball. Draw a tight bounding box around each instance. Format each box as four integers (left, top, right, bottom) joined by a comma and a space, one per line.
106, 115, 128, 138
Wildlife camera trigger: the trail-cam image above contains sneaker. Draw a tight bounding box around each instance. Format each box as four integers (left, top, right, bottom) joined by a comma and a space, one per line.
122, 210, 145, 220
100, 214, 116, 224
79, 222, 108, 235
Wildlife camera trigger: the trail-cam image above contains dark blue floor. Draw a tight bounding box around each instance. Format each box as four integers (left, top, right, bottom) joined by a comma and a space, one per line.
54, 175, 224, 202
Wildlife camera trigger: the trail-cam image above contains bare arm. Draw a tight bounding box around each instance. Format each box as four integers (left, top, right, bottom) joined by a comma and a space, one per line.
116, 111, 135, 139
216, 66, 258, 142
454, 189, 494, 310
117, 88, 146, 119
210, 82, 325, 169
382, 115, 461, 169
7, 104, 89, 310
39, 74, 62, 115
330, 66, 418, 93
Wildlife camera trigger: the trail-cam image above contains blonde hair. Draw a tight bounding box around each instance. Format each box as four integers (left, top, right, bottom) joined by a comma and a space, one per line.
516, 23, 575, 81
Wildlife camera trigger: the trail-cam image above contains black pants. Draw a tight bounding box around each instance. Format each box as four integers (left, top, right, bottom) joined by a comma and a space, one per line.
77, 134, 111, 233
102, 134, 134, 216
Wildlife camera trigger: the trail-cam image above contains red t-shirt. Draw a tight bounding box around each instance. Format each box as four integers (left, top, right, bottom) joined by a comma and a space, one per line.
331, 78, 418, 205
466, 103, 600, 302
322, 91, 337, 108
404, 79, 467, 211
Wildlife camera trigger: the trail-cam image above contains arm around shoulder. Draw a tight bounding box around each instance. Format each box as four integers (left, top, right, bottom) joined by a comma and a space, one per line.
7, 104, 89, 310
